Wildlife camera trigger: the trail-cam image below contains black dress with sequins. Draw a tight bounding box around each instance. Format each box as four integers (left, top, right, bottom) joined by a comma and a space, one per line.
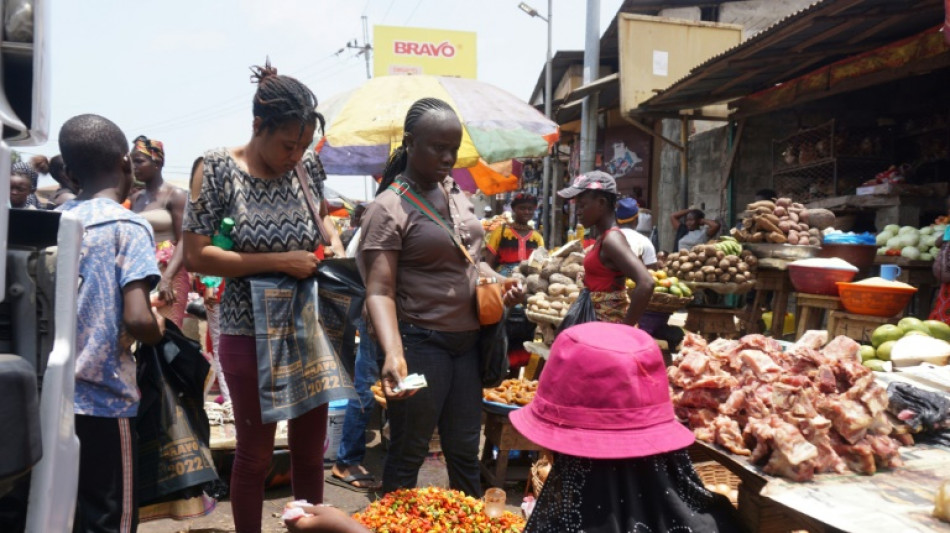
524, 450, 744, 533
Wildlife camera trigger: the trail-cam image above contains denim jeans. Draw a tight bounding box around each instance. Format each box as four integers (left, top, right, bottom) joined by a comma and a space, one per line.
336, 319, 381, 467
382, 322, 482, 497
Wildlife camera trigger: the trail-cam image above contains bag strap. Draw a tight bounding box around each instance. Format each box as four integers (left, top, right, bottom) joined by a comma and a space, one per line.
388, 178, 479, 269
296, 162, 331, 246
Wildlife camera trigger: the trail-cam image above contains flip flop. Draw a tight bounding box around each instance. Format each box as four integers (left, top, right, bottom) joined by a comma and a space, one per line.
326, 471, 381, 493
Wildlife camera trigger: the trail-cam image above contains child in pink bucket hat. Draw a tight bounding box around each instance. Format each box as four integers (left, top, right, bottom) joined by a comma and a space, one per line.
512, 322, 741, 532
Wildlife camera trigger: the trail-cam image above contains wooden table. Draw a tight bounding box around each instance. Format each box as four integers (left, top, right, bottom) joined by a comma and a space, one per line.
748, 266, 794, 339
480, 410, 543, 487
689, 440, 950, 533
685, 307, 740, 340
794, 293, 843, 339
826, 310, 900, 344
874, 256, 937, 318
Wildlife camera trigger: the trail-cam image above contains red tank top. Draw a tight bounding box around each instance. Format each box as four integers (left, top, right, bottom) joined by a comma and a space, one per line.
583, 227, 624, 291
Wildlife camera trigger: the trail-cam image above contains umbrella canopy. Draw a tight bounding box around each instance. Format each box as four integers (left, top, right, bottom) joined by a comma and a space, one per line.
451, 158, 523, 195
316, 75, 558, 177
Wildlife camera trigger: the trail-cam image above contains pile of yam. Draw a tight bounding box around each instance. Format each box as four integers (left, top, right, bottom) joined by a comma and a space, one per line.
731, 198, 834, 246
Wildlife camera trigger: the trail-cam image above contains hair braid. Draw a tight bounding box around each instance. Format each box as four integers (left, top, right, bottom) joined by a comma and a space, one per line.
250, 59, 326, 137
376, 97, 456, 196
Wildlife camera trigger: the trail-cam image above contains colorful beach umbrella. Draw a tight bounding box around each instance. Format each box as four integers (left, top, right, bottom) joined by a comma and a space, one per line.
315, 75, 558, 177
451, 158, 524, 195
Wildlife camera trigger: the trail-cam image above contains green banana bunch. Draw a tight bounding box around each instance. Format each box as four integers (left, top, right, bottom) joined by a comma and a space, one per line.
714, 236, 743, 256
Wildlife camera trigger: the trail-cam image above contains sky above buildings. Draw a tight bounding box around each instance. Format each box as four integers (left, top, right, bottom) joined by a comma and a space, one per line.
29, 0, 624, 199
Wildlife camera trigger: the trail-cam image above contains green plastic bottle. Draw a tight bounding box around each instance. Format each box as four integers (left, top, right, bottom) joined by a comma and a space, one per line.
211, 217, 235, 250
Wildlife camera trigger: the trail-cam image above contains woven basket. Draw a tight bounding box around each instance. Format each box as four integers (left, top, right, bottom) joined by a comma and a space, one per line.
529, 450, 554, 498
644, 291, 694, 313
693, 461, 740, 507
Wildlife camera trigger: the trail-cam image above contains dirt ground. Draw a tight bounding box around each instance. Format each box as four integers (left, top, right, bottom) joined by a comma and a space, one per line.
139, 414, 529, 532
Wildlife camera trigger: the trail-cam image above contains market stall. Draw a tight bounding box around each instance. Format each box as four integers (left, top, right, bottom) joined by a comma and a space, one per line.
669, 325, 950, 532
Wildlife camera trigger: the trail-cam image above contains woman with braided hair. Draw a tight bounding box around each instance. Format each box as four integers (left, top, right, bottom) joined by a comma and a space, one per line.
129, 134, 191, 327
359, 97, 523, 496
182, 60, 343, 533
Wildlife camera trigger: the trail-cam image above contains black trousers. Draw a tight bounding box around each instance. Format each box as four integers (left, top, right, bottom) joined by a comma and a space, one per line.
74, 415, 138, 533
382, 323, 483, 497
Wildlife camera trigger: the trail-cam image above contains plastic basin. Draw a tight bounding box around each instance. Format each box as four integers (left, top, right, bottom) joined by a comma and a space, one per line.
818, 244, 877, 271
835, 282, 917, 317
788, 265, 857, 295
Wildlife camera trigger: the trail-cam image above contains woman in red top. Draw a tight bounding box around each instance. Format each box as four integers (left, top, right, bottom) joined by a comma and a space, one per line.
558, 171, 654, 325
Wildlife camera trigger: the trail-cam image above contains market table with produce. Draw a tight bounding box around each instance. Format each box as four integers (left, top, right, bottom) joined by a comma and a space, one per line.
670, 322, 950, 532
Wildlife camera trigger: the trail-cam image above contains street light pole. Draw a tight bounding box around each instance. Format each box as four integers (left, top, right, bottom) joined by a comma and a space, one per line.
519, 1, 554, 244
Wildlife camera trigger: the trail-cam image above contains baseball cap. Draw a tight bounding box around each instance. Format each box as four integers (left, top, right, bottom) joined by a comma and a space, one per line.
557, 171, 617, 199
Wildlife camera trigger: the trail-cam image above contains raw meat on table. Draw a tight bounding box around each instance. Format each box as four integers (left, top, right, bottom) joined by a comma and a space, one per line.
669, 331, 906, 482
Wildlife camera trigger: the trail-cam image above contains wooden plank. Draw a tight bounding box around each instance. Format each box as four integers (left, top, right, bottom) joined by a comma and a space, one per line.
734, 51, 950, 117
718, 119, 745, 189
622, 114, 684, 152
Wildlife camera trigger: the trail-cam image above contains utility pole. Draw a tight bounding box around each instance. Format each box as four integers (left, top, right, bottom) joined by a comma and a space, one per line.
519, 2, 554, 243
346, 15, 373, 80
343, 15, 374, 199
580, 0, 600, 173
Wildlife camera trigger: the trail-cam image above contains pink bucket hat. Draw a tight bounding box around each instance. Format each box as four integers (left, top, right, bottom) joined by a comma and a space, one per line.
510, 322, 694, 459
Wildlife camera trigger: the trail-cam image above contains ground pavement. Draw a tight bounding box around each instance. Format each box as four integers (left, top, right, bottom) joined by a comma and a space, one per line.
140, 415, 527, 532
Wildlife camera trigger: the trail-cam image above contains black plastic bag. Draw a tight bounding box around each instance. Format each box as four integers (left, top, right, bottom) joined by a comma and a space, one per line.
555, 289, 597, 337
887, 381, 950, 444
316, 257, 365, 380
480, 308, 510, 388
135, 322, 219, 504
505, 306, 536, 348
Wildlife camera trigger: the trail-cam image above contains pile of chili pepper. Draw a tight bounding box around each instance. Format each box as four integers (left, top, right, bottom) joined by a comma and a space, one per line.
353, 487, 526, 532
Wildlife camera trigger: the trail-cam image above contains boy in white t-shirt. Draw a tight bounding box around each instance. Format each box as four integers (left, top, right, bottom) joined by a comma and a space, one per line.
616, 197, 657, 269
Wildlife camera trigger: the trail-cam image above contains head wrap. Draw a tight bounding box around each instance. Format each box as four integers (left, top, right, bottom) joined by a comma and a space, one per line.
12, 161, 38, 189
133, 135, 165, 164
510, 192, 538, 207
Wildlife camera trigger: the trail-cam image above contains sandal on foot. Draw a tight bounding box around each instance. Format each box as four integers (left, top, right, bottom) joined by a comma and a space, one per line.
326, 471, 381, 493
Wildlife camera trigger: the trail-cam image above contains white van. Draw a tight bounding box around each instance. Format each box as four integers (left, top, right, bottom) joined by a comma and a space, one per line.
0, 2, 83, 532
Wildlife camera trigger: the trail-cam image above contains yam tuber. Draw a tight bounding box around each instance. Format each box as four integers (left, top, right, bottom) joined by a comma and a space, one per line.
766, 231, 788, 244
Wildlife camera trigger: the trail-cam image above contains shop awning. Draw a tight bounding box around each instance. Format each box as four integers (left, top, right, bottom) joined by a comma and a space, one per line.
555, 74, 621, 125
635, 0, 948, 115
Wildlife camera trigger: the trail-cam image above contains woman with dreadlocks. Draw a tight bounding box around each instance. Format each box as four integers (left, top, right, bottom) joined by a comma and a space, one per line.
129, 135, 191, 328
182, 61, 344, 533
359, 97, 523, 496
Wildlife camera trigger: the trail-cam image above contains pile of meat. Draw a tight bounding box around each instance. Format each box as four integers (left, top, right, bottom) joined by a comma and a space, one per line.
669, 331, 904, 481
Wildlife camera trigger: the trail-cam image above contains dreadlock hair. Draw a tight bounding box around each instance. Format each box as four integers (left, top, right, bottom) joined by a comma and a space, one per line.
377, 97, 457, 196
58, 114, 129, 188
250, 59, 325, 139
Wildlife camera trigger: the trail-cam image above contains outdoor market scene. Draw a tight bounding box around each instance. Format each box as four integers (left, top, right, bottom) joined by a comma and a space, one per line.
4, 1, 950, 532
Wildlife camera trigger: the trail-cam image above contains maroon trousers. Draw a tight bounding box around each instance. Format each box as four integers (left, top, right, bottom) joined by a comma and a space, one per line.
219, 334, 328, 533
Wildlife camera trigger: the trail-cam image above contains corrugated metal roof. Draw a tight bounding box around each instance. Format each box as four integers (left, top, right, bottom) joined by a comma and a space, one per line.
636, 0, 947, 114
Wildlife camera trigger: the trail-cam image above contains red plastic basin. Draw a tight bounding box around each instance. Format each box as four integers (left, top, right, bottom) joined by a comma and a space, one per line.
788, 264, 857, 295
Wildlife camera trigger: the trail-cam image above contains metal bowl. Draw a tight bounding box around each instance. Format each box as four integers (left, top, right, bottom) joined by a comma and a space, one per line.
743, 243, 821, 261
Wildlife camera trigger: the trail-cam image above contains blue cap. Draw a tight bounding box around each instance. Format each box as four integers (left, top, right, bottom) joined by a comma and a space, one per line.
616, 197, 639, 221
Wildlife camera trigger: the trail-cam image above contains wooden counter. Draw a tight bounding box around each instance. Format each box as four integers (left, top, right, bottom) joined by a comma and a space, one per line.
689, 440, 950, 532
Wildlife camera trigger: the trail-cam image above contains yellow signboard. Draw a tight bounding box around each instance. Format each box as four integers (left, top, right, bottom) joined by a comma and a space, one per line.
373, 25, 477, 78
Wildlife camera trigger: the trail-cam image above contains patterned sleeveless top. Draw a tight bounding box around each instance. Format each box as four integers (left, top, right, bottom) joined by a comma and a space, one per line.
182, 148, 326, 336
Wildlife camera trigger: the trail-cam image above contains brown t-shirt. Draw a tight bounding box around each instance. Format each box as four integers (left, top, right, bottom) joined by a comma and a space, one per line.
358, 177, 483, 332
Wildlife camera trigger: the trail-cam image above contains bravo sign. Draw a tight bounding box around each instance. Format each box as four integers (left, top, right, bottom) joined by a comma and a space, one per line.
374, 25, 476, 78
